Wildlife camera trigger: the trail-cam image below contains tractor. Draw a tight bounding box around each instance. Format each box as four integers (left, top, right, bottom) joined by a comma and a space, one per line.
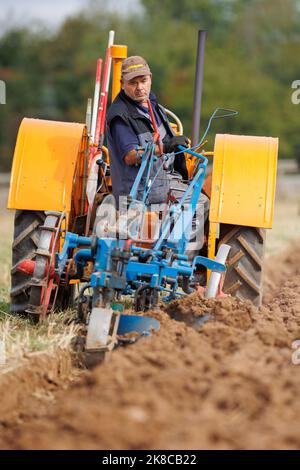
7, 31, 278, 355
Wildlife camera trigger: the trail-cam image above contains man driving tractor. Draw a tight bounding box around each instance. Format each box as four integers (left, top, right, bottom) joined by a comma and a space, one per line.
106, 55, 209, 255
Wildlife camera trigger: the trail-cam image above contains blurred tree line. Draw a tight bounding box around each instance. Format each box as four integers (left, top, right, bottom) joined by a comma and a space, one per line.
0, 0, 300, 171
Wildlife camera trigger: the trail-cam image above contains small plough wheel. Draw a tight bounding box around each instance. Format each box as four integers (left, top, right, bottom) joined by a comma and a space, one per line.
134, 285, 159, 312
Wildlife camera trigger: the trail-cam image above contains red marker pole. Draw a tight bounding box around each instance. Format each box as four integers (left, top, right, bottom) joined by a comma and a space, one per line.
85, 31, 115, 233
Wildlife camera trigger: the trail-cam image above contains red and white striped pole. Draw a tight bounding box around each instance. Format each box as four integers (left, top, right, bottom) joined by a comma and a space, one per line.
90, 58, 102, 143
94, 30, 115, 148
85, 31, 115, 232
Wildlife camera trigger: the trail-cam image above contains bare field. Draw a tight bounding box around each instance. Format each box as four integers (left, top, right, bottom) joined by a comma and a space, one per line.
266, 198, 300, 256
0, 171, 300, 449
0, 241, 300, 449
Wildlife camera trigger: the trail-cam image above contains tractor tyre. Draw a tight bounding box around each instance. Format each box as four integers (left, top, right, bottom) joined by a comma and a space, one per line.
11, 210, 74, 316
10, 210, 46, 314
219, 225, 265, 307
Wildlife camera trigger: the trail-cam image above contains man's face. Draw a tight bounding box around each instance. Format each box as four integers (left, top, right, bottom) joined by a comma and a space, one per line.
121, 74, 152, 105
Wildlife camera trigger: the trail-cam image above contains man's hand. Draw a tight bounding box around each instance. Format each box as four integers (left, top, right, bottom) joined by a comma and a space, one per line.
163, 135, 189, 154
124, 148, 143, 166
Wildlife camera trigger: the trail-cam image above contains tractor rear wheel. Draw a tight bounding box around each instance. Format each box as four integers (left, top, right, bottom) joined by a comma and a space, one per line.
11, 210, 74, 317
11, 210, 46, 314
219, 225, 265, 307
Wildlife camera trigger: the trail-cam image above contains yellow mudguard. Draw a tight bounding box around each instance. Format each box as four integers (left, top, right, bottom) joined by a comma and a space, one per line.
7, 118, 87, 213
209, 134, 278, 229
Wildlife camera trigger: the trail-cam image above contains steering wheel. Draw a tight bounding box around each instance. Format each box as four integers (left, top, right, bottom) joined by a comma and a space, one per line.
165, 108, 184, 135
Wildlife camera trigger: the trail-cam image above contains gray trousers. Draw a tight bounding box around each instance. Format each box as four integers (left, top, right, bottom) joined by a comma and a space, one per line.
149, 172, 209, 259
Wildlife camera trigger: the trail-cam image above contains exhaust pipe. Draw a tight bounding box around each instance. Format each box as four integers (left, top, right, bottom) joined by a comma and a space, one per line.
191, 30, 206, 147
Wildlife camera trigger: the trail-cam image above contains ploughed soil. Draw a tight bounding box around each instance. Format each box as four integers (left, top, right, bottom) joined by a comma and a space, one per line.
1, 243, 300, 450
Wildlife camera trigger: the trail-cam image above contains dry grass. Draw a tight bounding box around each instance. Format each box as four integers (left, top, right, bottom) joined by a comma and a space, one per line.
0, 309, 80, 367
0, 209, 79, 367
0, 210, 13, 291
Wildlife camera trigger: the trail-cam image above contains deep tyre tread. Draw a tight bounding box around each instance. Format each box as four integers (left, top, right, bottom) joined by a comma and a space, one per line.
11, 210, 74, 316
219, 226, 265, 307
10, 210, 46, 314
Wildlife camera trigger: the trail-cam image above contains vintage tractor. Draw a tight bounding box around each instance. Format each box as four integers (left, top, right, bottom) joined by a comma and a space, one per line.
7, 32, 278, 355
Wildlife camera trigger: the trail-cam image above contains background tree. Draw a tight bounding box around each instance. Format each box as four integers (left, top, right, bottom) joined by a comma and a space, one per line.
1, 0, 299, 171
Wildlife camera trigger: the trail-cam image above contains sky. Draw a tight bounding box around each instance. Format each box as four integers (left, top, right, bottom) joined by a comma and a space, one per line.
0, 0, 142, 34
